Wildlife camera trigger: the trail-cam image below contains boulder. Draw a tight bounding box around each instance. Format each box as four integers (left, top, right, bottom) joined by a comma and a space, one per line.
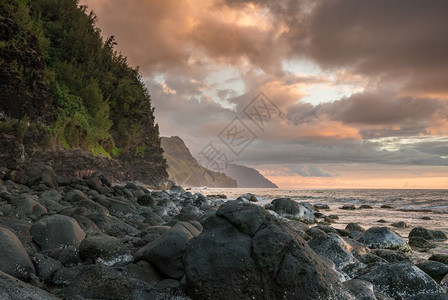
86, 213, 140, 237
135, 222, 200, 279
267, 198, 316, 224
346, 223, 365, 232
409, 236, 436, 249
79, 234, 127, 262
370, 249, 409, 263
31, 215, 86, 250
340, 204, 356, 210
0, 226, 35, 281
416, 261, 448, 283
63, 264, 154, 299
32, 253, 62, 283
8, 194, 47, 218
184, 201, 349, 300
216, 199, 270, 235
342, 279, 377, 300
0, 270, 59, 300
357, 227, 411, 253
358, 261, 444, 299
409, 227, 447, 241
308, 233, 362, 276
429, 254, 448, 265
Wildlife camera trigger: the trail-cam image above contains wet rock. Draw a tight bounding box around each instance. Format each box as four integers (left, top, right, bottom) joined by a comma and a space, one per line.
359, 204, 373, 209
314, 203, 330, 210
406, 294, 448, 300
0, 270, 59, 300
0, 226, 35, 281
308, 233, 363, 277
64, 189, 88, 202
267, 198, 317, 224
117, 260, 161, 285
31, 214, 86, 250
391, 221, 408, 228
429, 254, 448, 265
216, 200, 269, 235
238, 193, 258, 202
357, 227, 410, 253
137, 194, 156, 207
79, 234, 127, 262
170, 185, 185, 194
377, 219, 388, 223
380, 205, 393, 209
86, 213, 140, 237
370, 249, 410, 263
32, 253, 62, 283
409, 227, 447, 241
416, 261, 448, 283
135, 222, 200, 279
358, 261, 444, 299
63, 264, 153, 299
346, 223, 365, 232
343, 279, 377, 300
8, 194, 48, 218
184, 200, 350, 300
340, 204, 356, 210
409, 236, 436, 249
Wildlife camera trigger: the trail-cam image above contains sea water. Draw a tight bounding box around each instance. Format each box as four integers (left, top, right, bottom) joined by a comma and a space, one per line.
199, 188, 448, 261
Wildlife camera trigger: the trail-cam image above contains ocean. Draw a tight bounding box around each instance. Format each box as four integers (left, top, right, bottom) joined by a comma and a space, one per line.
197, 188, 448, 260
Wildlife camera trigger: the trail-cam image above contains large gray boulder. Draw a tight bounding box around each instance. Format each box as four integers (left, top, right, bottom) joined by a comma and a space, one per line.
184, 200, 349, 300
31, 215, 86, 250
357, 227, 411, 253
135, 222, 200, 279
358, 261, 444, 299
0, 226, 35, 282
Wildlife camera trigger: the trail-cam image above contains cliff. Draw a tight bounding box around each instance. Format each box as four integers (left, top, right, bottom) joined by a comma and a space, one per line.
0, 0, 167, 186
161, 136, 237, 187
224, 164, 278, 188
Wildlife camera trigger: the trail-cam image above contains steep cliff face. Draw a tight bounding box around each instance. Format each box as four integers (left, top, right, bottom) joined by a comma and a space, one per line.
224, 164, 278, 188
161, 136, 237, 187
0, 14, 52, 122
0, 0, 167, 186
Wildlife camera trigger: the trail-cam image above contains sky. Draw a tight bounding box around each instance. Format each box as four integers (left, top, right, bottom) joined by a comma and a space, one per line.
81, 0, 448, 189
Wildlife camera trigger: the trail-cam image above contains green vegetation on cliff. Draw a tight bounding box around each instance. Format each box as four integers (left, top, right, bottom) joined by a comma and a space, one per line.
0, 0, 164, 165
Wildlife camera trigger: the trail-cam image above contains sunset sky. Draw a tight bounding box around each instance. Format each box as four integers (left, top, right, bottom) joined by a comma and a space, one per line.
81, 0, 448, 188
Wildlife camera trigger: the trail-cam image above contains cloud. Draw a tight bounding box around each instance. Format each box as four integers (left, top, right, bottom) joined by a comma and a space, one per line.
80, 0, 448, 187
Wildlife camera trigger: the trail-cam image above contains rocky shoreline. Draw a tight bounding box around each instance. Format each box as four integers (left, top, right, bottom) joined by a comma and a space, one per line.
1, 164, 448, 299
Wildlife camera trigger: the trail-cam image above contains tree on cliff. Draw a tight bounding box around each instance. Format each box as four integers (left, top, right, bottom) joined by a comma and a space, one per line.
0, 0, 165, 169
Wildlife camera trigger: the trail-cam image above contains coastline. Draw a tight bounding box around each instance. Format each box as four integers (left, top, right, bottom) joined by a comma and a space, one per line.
1, 167, 448, 299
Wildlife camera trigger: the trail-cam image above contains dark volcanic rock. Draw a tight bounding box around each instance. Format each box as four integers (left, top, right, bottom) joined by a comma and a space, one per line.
0, 226, 36, 281
429, 254, 448, 265
358, 261, 444, 299
79, 234, 127, 262
409, 236, 436, 249
308, 233, 362, 277
416, 261, 448, 283
357, 227, 410, 253
135, 222, 200, 279
342, 279, 377, 300
85, 213, 140, 237
184, 200, 349, 300
32, 253, 62, 283
267, 198, 316, 224
0, 270, 59, 300
409, 227, 447, 241
31, 214, 86, 250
